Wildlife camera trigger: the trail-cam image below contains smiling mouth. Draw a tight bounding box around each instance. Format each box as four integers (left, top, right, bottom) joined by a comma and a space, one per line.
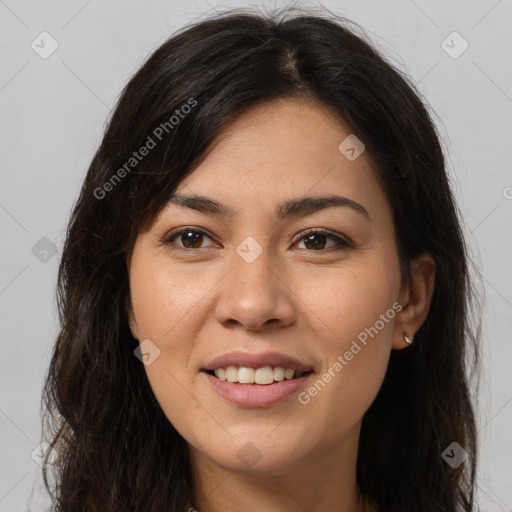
202, 367, 314, 385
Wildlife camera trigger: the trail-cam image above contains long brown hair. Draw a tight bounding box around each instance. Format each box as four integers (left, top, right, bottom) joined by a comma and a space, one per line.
41, 6, 482, 511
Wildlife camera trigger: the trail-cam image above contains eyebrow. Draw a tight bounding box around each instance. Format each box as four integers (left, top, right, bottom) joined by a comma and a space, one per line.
166, 193, 371, 222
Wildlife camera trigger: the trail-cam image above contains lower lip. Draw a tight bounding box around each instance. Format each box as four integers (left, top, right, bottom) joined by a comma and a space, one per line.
201, 371, 313, 407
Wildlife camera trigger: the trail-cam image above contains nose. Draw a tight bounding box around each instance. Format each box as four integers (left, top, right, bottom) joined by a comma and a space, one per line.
214, 247, 296, 331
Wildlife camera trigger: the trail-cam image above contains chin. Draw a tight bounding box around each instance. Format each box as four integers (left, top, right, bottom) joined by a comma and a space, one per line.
198, 435, 307, 475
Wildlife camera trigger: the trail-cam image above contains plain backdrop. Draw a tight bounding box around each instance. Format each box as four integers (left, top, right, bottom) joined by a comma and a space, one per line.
1, 0, 511, 510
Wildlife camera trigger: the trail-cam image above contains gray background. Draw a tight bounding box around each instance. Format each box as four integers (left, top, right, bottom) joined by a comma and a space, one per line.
1, 0, 511, 510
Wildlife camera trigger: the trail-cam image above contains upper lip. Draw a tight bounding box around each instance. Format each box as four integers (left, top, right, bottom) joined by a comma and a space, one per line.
203, 351, 314, 372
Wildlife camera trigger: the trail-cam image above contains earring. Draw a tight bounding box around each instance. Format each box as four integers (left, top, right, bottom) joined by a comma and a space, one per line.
404, 333, 413, 345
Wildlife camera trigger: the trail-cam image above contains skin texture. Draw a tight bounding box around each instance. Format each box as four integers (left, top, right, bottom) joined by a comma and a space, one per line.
127, 98, 436, 512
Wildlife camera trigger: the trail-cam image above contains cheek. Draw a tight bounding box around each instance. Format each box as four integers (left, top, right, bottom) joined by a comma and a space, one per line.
292, 251, 400, 348
130, 258, 215, 340
289, 256, 399, 432
129, 261, 210, 427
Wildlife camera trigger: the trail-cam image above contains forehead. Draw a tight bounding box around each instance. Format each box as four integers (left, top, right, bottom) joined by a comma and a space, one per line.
170, 98, 387, 221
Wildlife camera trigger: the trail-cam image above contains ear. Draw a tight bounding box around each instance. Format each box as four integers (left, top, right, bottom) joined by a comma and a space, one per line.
393, 253, 436, 350
125, 293, 140, 340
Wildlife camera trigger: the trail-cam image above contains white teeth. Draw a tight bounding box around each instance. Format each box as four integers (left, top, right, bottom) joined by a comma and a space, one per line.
255, 366, 274, 384
273, 366, 285, 381
238, 367, 255, 383
213, 365, 307, 384
225, 366, 238, 382
284, 368, 294, 380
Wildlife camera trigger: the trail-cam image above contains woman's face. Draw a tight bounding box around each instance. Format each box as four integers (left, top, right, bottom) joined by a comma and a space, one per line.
127, 97, 410, 475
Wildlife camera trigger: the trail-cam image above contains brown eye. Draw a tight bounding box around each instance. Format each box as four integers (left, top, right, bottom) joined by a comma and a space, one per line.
295, 229, 351, 251
302, 233, 329, 250
161, 227, 351, 253
162, 228, 217, 250
179, 230, 205, 249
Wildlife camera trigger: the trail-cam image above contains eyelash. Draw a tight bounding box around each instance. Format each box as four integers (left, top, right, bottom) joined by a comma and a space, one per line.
159, 226, 353, 253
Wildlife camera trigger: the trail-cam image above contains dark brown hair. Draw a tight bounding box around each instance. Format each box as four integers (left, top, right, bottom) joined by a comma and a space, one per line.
41, 5, 482, 511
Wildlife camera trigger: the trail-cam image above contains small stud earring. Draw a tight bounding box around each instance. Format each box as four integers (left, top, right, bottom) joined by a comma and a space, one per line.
404, 333, 413, 344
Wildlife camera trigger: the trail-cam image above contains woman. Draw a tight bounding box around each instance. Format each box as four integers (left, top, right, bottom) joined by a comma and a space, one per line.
41, 6, 481, 511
